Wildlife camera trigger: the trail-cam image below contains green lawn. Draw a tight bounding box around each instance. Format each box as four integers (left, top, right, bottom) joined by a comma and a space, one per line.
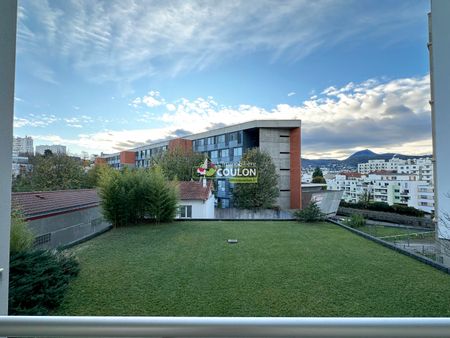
56, 221, 450, 317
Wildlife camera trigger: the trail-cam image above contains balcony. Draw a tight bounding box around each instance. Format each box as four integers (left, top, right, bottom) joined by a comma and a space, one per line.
1, 316, 450, 337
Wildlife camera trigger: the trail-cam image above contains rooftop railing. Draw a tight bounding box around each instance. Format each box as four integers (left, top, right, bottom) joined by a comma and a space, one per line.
1, 316, 450, 337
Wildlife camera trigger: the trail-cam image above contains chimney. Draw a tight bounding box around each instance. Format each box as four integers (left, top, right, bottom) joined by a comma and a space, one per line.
202, 177, 207, 188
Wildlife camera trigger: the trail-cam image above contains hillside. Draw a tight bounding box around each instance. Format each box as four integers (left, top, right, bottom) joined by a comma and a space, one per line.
302, 149, 431, 169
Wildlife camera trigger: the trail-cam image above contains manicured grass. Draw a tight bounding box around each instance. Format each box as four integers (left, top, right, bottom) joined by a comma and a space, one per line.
56, 221, 450, 317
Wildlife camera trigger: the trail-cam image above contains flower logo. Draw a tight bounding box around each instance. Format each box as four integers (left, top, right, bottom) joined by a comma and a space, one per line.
196, 158, 216, 177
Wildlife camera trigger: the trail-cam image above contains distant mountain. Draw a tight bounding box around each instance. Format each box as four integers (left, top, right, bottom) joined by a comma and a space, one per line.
346, 149, 377, 159
302, 149, 431, 169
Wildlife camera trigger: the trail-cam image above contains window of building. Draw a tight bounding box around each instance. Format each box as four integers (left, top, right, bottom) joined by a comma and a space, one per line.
210, 150, 218, 159
218, 134, 225, 143
220, 149, 229, 158
196, 139, 205, 146
233, 147, 242, 157
218, 180, 226, 192
178, 205, 192, 218
229, 132, 238, 142
207, 137, 215, 145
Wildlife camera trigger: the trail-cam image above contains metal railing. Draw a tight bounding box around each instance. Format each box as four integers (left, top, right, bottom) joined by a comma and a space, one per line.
1, 316, 450, 337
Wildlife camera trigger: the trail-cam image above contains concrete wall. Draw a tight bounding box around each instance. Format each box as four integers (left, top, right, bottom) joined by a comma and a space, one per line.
338, 207, 433, 228
430, 1, 450, 239
215, 208, 294, 220
430, 0, 450, 266
0, 0, 17, 316
303, 190, 343, 216
28, 206, 111, 249
259, 128, 291, 209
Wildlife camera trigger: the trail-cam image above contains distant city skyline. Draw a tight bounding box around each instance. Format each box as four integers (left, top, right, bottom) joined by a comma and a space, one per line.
13, 0, 431, 159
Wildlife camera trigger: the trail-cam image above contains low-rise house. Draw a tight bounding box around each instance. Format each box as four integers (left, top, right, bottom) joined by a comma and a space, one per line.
177, 180, 215, 219
12, 189, 111, 249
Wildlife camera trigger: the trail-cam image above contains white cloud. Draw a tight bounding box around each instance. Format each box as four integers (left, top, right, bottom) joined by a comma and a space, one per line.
27, 75, 432, 159
287, 92, 296, 97
17, 0, 426, 83
63, 115, 94, 128
142, 96, 162, 108
14, 114, 58, 128
166, 103, 176, 111
131, 91, 164, 108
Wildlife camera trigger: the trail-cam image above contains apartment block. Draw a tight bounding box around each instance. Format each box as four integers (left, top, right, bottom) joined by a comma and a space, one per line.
13, 136, 33, 155
357, 157, 434, 184
97, 120, 302, 209
36, 144, 67, 155
327, 171, 434, 213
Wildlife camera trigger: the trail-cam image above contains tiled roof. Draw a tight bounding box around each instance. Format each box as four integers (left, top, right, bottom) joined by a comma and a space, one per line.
12, 189, 100, 219
340, 172, 363, 178
369, 170, 401, 175
178, 180, 213, 201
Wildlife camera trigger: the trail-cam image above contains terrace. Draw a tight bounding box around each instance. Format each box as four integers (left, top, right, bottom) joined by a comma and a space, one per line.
2, 0, 450, 337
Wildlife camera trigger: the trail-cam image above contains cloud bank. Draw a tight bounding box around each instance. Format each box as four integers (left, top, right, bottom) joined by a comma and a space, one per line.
18, 0, 425, 84
29, 75, 431, 158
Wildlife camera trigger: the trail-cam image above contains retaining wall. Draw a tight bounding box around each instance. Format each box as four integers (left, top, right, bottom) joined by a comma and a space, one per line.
28, 206, 111, 249
214, 208, 294, 220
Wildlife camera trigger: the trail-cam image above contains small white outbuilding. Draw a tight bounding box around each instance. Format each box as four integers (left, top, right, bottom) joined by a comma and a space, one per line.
177, 180, 215, 219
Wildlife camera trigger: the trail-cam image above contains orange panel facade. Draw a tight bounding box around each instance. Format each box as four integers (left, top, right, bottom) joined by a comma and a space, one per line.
94, 157, 106, 165
120, 151, 136, 165
168, 138, 193, 153
289, 127, 302, 209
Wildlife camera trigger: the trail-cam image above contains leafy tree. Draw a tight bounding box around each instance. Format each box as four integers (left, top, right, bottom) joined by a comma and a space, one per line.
12, 173, 33, 192
358, 190, 372, 204
156, 147, 205, 181
10, 210, 34, 254
98, 166, 178, 226
293, 201, 325, 222
82, 163, 106, 188
312, 167, 323, 178
144, 167, 179, 223
312, 176, 326, 184
232, 148, 279, 209
311, 167, 326, 184
13, 151, 85, 191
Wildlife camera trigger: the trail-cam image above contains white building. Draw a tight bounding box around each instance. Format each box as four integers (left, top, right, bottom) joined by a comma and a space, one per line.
13, 136, 33, 155
176, 181, 215, 219
302, 172, 313, 183
11, 154, 32, 177
327, 171, 434, 213
36, 144, 67, 155
327, 172, 369, 204
357, 157, 433, 184
396, 158, 434, 185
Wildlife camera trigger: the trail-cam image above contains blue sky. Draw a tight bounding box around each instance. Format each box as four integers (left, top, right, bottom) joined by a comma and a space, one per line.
14, 0, 431, 159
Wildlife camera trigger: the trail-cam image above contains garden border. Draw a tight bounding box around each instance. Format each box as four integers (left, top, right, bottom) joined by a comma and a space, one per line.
327, 219, 450, 275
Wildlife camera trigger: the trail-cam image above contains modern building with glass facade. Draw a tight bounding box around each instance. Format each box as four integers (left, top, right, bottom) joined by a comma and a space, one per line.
97, 120, 302, 209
